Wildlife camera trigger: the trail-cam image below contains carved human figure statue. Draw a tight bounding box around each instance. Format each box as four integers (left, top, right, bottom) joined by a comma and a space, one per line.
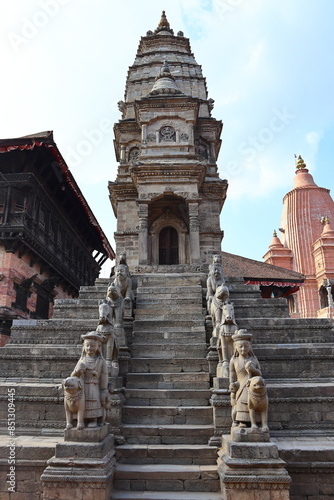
71, 331, 109, 428
97, 284, 123, 377
229, 329, 268, 433
210, 284, 230, 337
217, 300, 238, 378
206, 255, 225, 313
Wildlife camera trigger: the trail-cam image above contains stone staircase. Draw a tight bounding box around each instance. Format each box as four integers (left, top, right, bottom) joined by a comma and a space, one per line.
111, 274, 221, 499
1, 274, 334, 499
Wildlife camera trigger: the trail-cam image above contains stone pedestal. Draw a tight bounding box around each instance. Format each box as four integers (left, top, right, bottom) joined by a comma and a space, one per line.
41, 425, 115, 500
209, 376, 230, 446
206, 333, 218, 378
218, 435, 291, 499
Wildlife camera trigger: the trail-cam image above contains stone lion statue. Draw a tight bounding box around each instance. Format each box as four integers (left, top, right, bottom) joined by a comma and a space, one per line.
247, 376, 269, 432
62, 376, 85, 430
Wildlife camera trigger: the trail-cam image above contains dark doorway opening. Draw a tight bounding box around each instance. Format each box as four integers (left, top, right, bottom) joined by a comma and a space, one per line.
159, 226, 179, 265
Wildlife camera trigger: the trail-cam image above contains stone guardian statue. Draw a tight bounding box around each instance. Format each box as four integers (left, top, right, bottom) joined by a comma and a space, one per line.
229, 329, 269, 441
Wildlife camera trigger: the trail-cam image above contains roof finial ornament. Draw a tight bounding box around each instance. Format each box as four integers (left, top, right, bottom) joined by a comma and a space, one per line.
273, 229, 277, 237
155, 10, 174, 35
295, 154, 307, 170
321, 216, 330, 225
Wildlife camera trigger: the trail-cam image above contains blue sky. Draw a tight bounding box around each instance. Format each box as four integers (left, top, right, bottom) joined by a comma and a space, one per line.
1, 0, 334, 276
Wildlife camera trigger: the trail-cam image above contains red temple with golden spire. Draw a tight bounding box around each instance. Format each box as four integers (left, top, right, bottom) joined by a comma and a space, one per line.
263, 155, 334, 318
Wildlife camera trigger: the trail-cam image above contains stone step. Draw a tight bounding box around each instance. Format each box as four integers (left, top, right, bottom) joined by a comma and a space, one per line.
8, 318, 97, 345
130, 343, 208, 359
124, 388, 211, 407
128, 358, 209, 374
134, 312, 204, 321
136, 285, 202, 296
137, 275, 203, 287
257, 344, 334, 379
232, 300, 289, 318
122, 406, 213, 425
111, 489, 222, 499
115, 444, 218, 465
52, 298, 115, 319
135, 301, 203, 310
121, 425, 215, 445
125, 373, 210, 389
267, 381, 334, 432
114, 463, 219, 492
0, 350, 79, 379
133, 319, 205, 331
238, 318, 334, 344
129, 330, 206, 345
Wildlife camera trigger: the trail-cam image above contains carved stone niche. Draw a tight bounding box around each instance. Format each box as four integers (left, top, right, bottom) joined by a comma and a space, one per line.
149, 210, 188, 265
195, 137, 210, 161
128, 146, 140, 162
159, 125, 176, 142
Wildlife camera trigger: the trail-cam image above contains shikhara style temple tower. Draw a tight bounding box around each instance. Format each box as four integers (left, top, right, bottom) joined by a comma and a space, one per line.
109, 11, 227, 269
264, 155, 334, 318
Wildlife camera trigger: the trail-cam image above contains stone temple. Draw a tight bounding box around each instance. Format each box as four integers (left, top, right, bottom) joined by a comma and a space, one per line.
1, 11, 334, 500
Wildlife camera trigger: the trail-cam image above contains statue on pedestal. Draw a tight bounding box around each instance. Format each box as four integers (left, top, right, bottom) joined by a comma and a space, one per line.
110, 254, 134, 318
210, 284, 230, 337
217, 300, 238, 378
206, 255, 225, 314
229, 329, 269, 440
97, 283, 124, 377
64, 331, 109, 430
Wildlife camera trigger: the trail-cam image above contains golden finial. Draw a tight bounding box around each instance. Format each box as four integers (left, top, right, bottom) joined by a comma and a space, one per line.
321, 216, 330, 225
295, 154, 307, 170
273, 230, 277, 237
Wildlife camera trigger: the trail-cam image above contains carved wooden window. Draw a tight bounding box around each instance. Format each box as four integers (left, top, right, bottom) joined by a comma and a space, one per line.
49, 220, 55, 242
0, 193, 5, 224
35, 292, 50, 319
159, 226, 179, 265
13, 283, 29, 311
13, 192, 26, 212
57, 227, 62, 247
160, 126, 176, 142
64, 234, 70, 256
39, 204, 46, 228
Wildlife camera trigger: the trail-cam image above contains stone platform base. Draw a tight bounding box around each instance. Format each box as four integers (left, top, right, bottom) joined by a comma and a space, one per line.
218, 435, 291, 499
41, 430, 115, 500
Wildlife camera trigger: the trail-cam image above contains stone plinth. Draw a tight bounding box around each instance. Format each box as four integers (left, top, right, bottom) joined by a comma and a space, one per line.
218, 435, 291, 499
209, 377, 230, 445
41, 429, 115, 500
64, 423, 110, 443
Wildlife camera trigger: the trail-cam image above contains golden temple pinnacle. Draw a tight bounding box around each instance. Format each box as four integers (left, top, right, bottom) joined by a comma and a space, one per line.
295, 154, 307, 170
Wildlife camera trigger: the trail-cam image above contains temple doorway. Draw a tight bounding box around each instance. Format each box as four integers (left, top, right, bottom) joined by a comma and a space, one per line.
159, 226, 179, 265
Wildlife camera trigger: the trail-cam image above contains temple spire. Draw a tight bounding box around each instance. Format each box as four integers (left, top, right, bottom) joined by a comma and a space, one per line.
155, 10, 174, 35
